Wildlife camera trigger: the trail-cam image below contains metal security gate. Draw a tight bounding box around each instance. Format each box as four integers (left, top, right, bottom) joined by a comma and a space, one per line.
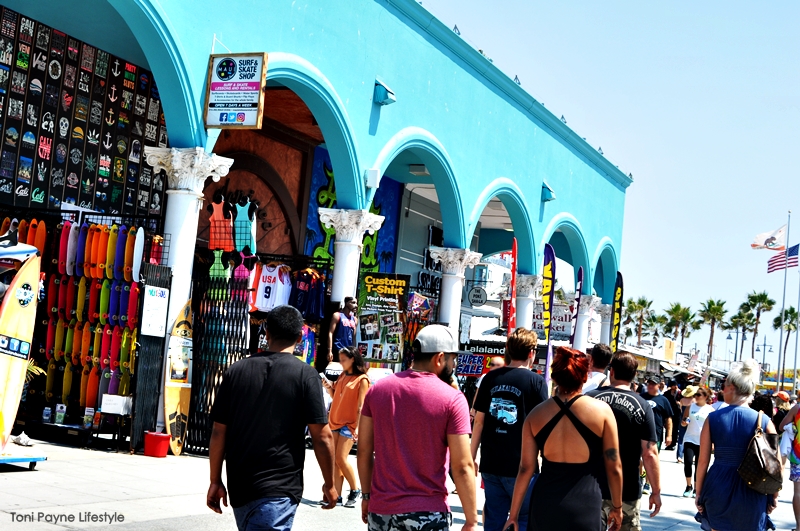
184, 277, 250, 455
130, 263, 172, 451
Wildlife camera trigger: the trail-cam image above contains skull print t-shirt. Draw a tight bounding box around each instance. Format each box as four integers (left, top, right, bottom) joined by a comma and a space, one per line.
474, 367, 548, 477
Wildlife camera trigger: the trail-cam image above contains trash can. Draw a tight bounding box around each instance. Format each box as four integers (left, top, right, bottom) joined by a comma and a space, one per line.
143, 431, 170, 458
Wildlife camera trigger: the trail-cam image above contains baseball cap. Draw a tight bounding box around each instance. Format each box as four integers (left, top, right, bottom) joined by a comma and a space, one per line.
645, 375, 661, 385
412, 324, 468, 355
777, 391, 791, 402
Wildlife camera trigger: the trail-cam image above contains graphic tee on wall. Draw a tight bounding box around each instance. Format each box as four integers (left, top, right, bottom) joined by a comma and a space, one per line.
0, 5, 166, 214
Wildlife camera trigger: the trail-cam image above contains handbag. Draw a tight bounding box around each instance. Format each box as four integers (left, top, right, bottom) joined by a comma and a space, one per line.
737, 410, 783, 494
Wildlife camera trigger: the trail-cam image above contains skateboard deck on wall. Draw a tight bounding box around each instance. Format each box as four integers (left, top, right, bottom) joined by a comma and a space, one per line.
86, 324, 103, 409
97, 324, 112, 406
88, 278, 101, 324
61, 319, 75, 405
95, 225, 110, 279
118, 327, 132, 396
79, 323, 93, 407
124, 227, 136, 282
58, 221, 71, 276
109, 280, 121, 327
132, 228, 144, 282
33, 221, 47, 259
17, 220, 28, 244
76, 277, 88, 322
0, 256, 41, 450
84, 224, 97, 278
76, 223, 89, 277
114, 226, 127, 281
99, 279, 111, 325
25, 220, 38, 247
107, 326, 122, 395
66, 222, 80, 276
164, 300, 193, 456
105, 224, 118, 280
127, 282, 140, 328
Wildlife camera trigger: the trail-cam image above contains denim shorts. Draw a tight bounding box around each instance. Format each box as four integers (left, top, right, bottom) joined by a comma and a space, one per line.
334, 425, 354, 439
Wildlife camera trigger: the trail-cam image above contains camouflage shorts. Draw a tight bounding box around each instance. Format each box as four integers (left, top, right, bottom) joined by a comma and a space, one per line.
601, 499, 641, 531
368, 511, 451, 531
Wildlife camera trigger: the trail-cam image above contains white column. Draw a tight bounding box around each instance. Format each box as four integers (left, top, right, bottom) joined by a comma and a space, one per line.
573, 295, 601, 352
428, 247, 482, 332
319, 208, 384, 302
145, 147, 234, 327
516, 275, 541, 331
599, 304, 613, 345
145, 147, 233, 431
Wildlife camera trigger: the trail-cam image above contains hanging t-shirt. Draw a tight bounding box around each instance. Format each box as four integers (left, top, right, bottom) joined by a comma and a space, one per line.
684, 403, 714, 445
289, 270, 315, 317
473, 367, 548, 477
251, 264, 292, 311
588, 386, 657, 502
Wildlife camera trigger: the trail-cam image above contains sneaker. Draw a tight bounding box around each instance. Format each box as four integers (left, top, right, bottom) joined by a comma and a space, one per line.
682, 486, 693, 497
318, 496, 342, 506
692, 489, 697, 498
642, 483, 651, 495
344, 490, 361, 508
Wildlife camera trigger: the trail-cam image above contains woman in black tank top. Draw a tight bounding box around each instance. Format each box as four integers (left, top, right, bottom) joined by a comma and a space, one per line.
503, 347, 623, 531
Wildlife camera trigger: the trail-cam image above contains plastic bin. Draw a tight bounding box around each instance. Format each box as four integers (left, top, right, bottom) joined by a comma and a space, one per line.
143, 431, 171, 458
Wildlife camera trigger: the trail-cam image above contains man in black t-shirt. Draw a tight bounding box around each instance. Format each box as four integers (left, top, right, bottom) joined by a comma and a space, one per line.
662, 380, 682, 450
470, 328, 548, 531
588, 351, 662, 531
208, 306, 337, 531
639, 376, 674, 451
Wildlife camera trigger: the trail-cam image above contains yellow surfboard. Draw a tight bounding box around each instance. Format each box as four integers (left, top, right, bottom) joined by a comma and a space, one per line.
0, 256, 41, 450
163, 300, 192, 456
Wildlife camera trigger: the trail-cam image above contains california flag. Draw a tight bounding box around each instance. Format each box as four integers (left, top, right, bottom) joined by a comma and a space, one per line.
752, 225, 787, 251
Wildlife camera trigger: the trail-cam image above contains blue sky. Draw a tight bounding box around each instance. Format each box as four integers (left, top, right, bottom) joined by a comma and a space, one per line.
421, 0, 800, 371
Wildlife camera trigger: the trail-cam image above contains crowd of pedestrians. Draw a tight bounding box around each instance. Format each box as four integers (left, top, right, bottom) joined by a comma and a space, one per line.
203, 305, 790, 531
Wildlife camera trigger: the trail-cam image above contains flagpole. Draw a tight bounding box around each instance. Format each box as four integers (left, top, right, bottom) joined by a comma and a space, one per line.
793, 270, 800, 396
777, 211, 791, 390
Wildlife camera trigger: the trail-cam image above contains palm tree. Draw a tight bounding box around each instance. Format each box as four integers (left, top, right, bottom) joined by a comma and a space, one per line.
664, 302, 685, 341
625, 297, 653, 346
773, 307, 799, 391
674, 306, 702, 355
743, 291, 776, 358
643, 313, 668, 347
698, 299, 727, 365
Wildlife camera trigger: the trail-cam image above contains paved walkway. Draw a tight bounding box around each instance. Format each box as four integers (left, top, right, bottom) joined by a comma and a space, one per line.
0, 439, 795, 530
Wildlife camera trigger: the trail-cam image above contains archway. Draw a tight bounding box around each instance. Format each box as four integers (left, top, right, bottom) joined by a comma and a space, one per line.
541, 213, 591, 295
592, 240, 618, 304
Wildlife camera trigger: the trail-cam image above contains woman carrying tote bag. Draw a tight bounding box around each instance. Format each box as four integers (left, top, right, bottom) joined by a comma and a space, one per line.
694, 359, 779, 531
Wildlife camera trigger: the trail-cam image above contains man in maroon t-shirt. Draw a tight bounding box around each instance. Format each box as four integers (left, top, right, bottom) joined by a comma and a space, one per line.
358, 325, 478, 531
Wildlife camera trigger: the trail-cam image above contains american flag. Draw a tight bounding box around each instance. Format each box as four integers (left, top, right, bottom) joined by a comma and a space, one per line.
768, 244, 799, 273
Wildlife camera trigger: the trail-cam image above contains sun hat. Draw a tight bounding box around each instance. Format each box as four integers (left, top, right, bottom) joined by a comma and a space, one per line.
681, 385, 699, 398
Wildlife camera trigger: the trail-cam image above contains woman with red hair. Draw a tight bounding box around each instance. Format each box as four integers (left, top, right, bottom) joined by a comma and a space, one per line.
503, 347, 623, 531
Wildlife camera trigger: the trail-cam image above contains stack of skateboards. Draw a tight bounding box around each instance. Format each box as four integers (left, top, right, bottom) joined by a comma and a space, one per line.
7, 217, 153, 421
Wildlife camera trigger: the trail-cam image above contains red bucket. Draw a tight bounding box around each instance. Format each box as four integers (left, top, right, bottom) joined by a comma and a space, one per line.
143, 431, 171, 458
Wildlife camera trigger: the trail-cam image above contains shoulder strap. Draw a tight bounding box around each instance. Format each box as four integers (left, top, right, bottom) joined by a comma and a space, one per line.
535, 398, 567, 446
557, 395, 603, 445
756, 410, 764, 435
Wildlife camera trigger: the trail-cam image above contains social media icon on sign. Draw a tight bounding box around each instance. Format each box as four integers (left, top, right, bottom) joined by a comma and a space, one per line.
228, 113, 237, 122
237, 113, 245, 122
219, 113, 227, 122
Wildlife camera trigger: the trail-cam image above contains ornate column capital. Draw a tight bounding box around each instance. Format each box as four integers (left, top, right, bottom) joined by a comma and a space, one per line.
144, 146, 233, 196
599, 303, 613, 320
578, 295, 602, 314
319, 208, 385, 244
517, 274, 541, 298
428, 246, 482, 277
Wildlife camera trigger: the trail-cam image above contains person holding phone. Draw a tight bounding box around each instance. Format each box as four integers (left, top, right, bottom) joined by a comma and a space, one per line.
322, 346, 370, 508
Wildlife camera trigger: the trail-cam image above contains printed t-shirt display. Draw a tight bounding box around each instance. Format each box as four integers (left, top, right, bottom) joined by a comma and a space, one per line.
361, 370, 471, 515
473, 367, 548, 477
587, 386, 657, 502
211, 351, 327, 507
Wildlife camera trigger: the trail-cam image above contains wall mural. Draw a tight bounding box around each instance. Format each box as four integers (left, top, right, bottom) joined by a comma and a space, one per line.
304, 146, 401, 273
0, 5, 166, 215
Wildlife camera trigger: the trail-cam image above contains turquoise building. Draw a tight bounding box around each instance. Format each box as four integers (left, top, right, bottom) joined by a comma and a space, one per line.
4, 0, 631, 345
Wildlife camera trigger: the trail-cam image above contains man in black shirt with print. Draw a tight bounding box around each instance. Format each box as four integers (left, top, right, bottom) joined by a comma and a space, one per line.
588, 351, 662, 531
639, 375, 674, 451
208, 305, 337, 531
470, 328, 548, 531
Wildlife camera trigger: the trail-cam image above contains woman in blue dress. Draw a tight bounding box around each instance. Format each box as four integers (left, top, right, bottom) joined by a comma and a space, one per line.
695, 359, 778, 531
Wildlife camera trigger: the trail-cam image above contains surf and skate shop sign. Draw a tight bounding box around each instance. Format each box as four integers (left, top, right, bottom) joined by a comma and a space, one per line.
204, 53, 268, 129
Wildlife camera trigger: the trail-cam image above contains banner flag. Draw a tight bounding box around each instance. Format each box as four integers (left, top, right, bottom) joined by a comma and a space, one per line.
610, 272, 624, 353
542, 244, 556, 387
507, 238, 518, 336
752, 225, 787, 251
569, 267, 583, 348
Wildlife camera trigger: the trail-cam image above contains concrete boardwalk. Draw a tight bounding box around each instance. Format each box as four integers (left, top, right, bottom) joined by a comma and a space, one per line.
0, 439, 795, 530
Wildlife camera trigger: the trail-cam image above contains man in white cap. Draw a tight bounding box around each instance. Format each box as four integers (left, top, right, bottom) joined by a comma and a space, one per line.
357, 324, 478, 530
